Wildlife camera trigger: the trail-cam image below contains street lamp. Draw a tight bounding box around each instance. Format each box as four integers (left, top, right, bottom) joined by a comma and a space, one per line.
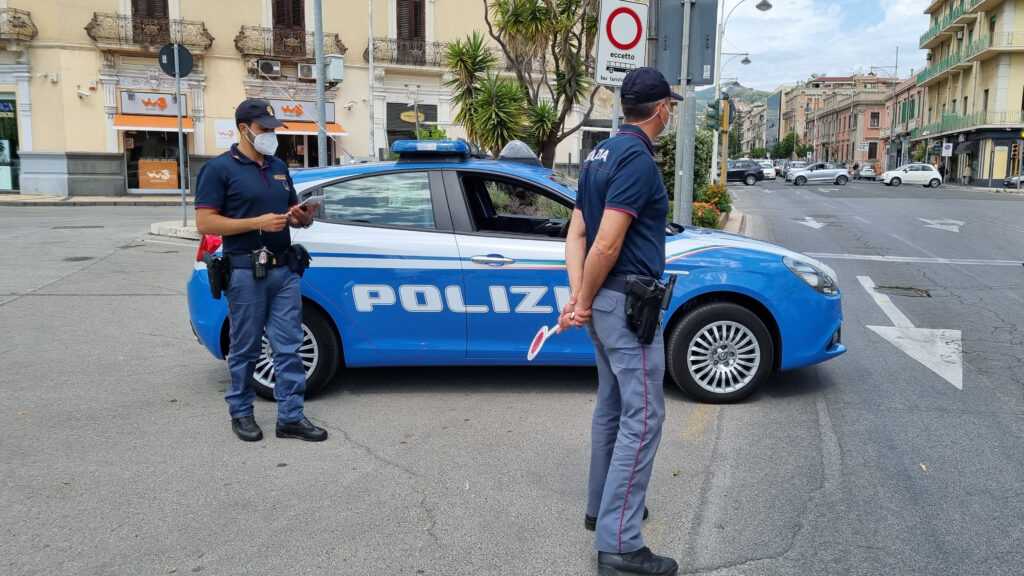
870, 55, 901, 171
710, 0, 773, 181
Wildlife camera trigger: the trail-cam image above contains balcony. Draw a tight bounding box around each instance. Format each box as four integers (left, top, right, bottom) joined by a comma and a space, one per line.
919, 2, 966, 49
365, 37, 445, 67
968, 0, 1006, 13
86, 13, 213, 53
910, 109, 1023, 139
234, 25, 346, 60
0, 7, 37, 45
964, 32, 1024, 62
916, 47, 968, 87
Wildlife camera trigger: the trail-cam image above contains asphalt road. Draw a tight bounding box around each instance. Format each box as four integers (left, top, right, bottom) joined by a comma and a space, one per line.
1, 201, 1022, 575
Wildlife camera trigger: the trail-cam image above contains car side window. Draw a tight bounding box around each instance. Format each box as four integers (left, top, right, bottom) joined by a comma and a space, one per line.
460, 173, 573, 238
321, 171, 435, 229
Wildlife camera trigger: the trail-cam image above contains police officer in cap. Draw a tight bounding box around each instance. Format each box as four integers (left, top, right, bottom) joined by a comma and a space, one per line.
560, 67, 681, 575
195, 98, 327, 443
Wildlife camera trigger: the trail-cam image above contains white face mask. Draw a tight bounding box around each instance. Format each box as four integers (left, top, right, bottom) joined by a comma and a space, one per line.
637, 102, 672, 137
246, 126, 279, 156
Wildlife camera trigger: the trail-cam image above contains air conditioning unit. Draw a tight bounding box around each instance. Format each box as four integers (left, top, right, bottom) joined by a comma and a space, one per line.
258, 59, 281, 77
956, 30, 964, 39
297, 62, 317, 80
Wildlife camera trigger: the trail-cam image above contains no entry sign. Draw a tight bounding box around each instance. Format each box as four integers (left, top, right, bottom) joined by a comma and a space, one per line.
595, 0, 649, 87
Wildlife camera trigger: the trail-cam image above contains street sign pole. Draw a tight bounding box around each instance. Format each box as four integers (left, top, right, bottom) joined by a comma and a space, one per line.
672, 0, 694, 225
173, 45, 187, 227
611, 87, 621, 134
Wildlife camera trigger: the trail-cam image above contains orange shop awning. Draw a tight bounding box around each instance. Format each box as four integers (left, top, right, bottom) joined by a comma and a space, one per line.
114, 114, 194, 133
277, 122, 347, 136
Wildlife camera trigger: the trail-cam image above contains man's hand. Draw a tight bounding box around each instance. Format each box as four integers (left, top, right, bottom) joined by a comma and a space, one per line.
257, 212, 289, 232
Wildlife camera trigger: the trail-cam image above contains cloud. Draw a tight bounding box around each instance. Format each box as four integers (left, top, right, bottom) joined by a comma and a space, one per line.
718, 0, 931, 92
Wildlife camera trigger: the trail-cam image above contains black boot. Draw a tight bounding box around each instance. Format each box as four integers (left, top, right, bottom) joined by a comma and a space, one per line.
597, 547, 678, 576
276, 417, 328, 442
231, 416, 263, 442
585, 506, 649, 531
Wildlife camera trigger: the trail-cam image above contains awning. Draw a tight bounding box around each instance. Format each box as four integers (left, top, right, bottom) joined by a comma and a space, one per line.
277, 122, 347, 136
953, 140, 979, 155
114, 114, 194, 132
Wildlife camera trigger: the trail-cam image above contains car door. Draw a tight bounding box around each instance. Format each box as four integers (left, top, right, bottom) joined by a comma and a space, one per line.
443, 168, 593, 363
300, 169, 467, 363
807, 163, 827, 182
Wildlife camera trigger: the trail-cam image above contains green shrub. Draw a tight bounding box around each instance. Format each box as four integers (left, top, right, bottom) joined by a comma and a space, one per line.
695, 182, 732, 213
692, 202, 720, 228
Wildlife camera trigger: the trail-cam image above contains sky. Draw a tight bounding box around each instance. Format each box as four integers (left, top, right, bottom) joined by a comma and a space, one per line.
718, 0, 931, 92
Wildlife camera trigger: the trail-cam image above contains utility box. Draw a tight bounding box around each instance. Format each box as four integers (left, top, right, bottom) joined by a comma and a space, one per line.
325, 54, 344, 83
656, 0, 718, 86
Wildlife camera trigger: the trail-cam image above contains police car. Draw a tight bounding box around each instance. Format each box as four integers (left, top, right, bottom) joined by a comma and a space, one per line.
187, 140, 845, 403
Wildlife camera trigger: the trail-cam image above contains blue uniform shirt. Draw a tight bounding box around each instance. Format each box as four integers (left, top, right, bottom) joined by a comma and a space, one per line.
195, 144, 298, 254
575, 125, 668, 279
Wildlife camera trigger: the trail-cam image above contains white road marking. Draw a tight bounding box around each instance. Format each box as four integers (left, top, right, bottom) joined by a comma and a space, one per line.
917, 218, 964, 232
807, 253, 1022, 266
857, 275, 963, 390
794, 190, 806, 197
816, 188, 839, 193
854, 216, 871, 224
797, 217, 827, 229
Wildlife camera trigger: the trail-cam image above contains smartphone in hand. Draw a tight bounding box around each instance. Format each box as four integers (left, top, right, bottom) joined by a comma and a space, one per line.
297, 194, 325, 208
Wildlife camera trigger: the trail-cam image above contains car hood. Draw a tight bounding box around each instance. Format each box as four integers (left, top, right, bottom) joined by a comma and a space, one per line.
666, 226, 836, 278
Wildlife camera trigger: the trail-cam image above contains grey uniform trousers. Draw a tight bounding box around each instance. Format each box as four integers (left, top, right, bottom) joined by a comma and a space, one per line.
585, 288, 666, 554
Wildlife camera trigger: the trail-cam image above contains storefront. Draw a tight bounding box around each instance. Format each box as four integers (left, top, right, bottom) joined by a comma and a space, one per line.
0, 95, 20, 191
113, 91, 192, 194
266, 99, 346, 168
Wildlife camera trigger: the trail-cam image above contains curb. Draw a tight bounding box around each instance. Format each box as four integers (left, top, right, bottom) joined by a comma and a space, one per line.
151, 221, 200, 241
723, 210, 744, 235
0, 195, 190, 207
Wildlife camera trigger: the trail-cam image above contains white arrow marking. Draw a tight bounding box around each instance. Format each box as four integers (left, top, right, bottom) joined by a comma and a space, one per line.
917, 218, 964, 232
797, 216, 826, 229
857, 275, 963, 389
817, 188, 839, 193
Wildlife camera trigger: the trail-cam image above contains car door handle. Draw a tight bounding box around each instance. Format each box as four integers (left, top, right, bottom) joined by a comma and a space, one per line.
471, 255, 515, 266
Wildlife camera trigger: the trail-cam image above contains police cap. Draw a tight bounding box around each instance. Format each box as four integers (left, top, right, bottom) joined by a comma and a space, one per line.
235, 98, 287, 129
620, 67, 684, 105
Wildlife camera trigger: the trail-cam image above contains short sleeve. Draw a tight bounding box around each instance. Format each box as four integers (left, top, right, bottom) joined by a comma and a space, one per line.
287, 171, 298, 205
604, 148, 653, 219
194, 159, 226, 211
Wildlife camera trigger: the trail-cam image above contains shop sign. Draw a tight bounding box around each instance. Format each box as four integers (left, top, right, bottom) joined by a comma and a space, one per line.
0, 101, 15, 118
400, 110, 425, 123
214, 119, 236, 149
268, 100, 335, 123
138, 159, 179, 189
120, 91, 187, 116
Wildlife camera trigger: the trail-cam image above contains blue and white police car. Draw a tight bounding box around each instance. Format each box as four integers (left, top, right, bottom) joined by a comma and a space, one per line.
187, 140, 845, 403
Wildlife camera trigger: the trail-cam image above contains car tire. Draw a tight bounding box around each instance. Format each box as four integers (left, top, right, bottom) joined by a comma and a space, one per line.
891, 177, 901, 187
795, 176, 806, 186
929, 178, 941, 188
744, 174, 756, 185
251, 304, 341, 401
837, 175, 849, 185
666, 302, 774, 403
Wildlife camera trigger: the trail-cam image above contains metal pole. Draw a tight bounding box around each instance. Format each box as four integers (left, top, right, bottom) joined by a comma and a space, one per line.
314, 0, 327, 166
672, 0, 694, 225
611, 87, 621, 134
174, 44, 187, 227
887, 45, 899, 171
720, 97, 729, 183
368, 0, 376, 158
1017, 139, 1022, 190
709, 0, 724, 181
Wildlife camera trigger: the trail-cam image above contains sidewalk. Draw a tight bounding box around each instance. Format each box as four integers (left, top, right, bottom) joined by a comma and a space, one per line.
0, 193, 191, 207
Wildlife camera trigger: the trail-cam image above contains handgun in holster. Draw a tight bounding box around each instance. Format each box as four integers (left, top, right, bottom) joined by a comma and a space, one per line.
202, 253, 231, 300
624, 274, 677, 345
287, 244, 312, 277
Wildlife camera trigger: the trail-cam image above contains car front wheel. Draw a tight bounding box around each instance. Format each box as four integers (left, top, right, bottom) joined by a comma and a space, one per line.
252, 304, 341, 400
744, 174, 757, 185
929, 178, 941, 188
666, 302, 774, 403
795, 176, 806, 185
890, 177, 901, 186
837, 175, 849, 185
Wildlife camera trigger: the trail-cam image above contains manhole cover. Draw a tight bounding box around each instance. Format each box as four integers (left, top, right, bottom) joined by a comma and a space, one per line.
876, 285, 930, 297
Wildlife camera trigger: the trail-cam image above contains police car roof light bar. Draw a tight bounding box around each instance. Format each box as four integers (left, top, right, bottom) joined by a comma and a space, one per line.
392, 140, 472, 163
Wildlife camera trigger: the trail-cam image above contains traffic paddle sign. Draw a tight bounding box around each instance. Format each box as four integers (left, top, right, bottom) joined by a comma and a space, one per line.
594, 0, 649, 87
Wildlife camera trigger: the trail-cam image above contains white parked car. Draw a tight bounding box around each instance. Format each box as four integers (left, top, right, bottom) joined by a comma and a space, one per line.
879, 163, 943, 187
759, 161, 776, 179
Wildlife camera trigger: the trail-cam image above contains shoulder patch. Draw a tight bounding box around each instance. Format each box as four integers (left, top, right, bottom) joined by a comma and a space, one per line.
273, 174, 288, 180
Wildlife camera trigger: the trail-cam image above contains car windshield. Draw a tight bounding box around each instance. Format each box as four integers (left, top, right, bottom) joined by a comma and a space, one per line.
549, 172, 577, 193
760, 162, 772, 168
791, 162, 806, 168
894, 164, 914, 171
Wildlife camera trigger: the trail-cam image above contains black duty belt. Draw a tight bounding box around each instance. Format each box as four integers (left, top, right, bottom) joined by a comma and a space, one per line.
226, 251, 291, 269
601, 275, 627, 293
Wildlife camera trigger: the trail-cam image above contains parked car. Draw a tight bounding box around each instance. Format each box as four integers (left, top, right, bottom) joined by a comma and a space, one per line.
782, 161, 807, 178
759, 161, 777, 179
786, 162, 852, 185
853, 164, 877, 180
187, 140, 845, 403
1003, 175, 1024, 188
879, 163, 943, 187
726, 160, 766, 185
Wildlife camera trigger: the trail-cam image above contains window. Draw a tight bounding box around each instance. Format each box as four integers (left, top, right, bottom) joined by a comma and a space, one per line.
132, 0, 169, 45
909, 98, 916, 119
868, 142, 878, 159
133, 0, 168, 17
901, 102, 907, 122
273, 0, 304, 29
322, 172, 435, 229
869, 112, 880, 128
461, 174, 572, 238
396, 0, 426, 63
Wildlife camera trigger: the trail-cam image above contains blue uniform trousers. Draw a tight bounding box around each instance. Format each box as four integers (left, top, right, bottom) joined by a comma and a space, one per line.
585, 288, 666, 554
224, 265, 306, 423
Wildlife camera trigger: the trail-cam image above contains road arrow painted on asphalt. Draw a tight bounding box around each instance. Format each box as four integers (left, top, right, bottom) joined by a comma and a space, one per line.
817, 188, 839, 193
917, 218, 964, 232
798, 217, 826, 229
858, 275, 963, 389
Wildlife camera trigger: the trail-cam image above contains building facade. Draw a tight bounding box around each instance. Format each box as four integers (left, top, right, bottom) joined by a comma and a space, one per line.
805, 85, 890, 167
880, 77, 927, 171
764, 87, 785, 152
913, 0, 1024, 185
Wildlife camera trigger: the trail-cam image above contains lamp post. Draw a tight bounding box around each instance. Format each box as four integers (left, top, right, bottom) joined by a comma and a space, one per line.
710, 0, 772, 181
870, 48, 900, 171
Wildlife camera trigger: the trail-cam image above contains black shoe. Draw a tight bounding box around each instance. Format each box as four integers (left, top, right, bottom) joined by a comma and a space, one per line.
597, 547, 678, 576
231, 416, 263, 442
276, 417, 328, 442
585, 507, 649, 531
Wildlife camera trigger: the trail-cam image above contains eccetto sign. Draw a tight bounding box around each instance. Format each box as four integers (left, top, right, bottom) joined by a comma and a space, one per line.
594, 0, 649, 87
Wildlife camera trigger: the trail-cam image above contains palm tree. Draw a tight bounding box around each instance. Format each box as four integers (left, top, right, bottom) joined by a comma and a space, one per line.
444, 32, 496, 146
470, 73, 528, 157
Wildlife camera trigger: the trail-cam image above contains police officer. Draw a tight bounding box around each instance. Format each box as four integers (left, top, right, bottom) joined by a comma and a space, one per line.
195, 98, 327, 443
560, 67, 681, 576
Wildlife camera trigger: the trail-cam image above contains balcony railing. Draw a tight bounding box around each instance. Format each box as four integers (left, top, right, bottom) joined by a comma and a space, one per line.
920, 1, 965, 48
0, 7, 37, 43
234, 25, 346, 60
365, 37, 445, 67
911, 109, 1024, 139
86, 13, 213, 52
964, 32, 1024, 61
917, 47, 965, 84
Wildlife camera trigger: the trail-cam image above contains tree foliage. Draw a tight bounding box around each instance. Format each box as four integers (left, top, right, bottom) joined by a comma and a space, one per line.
657, 128, 714, 201
773, 131, 813, 160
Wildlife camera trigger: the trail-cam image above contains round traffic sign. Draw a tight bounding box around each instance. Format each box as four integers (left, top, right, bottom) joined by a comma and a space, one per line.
606, 7, 642, 51
159, 43, 194, 78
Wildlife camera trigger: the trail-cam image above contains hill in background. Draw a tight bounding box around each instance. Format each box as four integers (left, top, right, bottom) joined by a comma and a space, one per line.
695, 82, 772, 107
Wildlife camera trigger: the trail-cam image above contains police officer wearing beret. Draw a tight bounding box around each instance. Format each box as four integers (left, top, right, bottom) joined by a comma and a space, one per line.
195, 98, 327, 443
560, 68, 682, 576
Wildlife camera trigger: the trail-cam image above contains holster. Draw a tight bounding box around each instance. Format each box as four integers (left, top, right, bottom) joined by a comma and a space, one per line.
624, 274, 677, 345
288, 244, 312, 277
202, 253, 231, 300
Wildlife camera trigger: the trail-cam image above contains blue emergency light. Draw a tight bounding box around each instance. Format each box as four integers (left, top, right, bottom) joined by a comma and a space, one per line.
392, 140, 471, 163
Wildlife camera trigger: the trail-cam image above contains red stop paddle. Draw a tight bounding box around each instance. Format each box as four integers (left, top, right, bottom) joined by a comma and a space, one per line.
527, 313, 573, 361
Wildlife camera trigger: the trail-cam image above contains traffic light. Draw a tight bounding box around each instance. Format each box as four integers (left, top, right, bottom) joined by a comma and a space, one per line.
705, 99, 721, 130
1012, 142, 1020, 158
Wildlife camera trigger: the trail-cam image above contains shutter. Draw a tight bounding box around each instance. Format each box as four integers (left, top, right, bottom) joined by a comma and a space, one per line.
291, 0, 305, 30
412, 0, 424, 40
134, 0, 168, 17
397, 0, 412, 40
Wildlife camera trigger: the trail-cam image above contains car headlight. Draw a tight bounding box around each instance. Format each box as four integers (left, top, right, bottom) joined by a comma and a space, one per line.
784, 256, 838, 295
